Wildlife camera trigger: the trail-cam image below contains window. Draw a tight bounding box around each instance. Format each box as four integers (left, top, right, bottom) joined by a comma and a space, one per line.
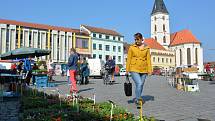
93, 33, 96, 37
29, 32, 32, 47
187, 48, 191, 65
154, 17, 157, 21
163, 24, 166, 32
99, 44, 102, 50
113, 36, 115, 40
93, 43, 96, 50
118, 37, 121, 41
113, 46, 116, 52
153, 57, 155, 62
195, 48, 198, 64
105, 35, 109, 39
155, 25, 157, 32
166, 58, 168, 63
118, 56, 121, 62
76, 38, 89, 49
99, 55, 102, 59
162, 16, 165, 20
113, 56, 116, 60
106, 55, 109, 61
6, 28, 9, 51
38, 32, 41, 48
155, 36, 157, 41
99, 34, 102, 38
93, 54, 96, 59
163, 36, 166, 43
158, 57, 160, 62
162, 58, 164, 63
105, 45, 110, 51
118, 46, 121, 52
170, 58, 172, 63
180, 49, 182, 65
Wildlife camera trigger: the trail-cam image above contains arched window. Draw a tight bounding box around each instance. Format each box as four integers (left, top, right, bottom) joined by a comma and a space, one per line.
154, 25, 157, 32
187, 48, 191, 65
162, 16, 165, 20
180, 49, 182, 65
163, 24, 166, 32
154, 17, 157, 21
195, 48, 198, 64
163, 36, 166, 43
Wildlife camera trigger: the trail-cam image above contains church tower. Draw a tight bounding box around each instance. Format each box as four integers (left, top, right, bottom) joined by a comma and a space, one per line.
151, 0, 170, 49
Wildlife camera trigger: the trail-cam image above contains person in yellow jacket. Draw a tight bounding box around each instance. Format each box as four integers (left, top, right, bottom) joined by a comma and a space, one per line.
126, 33, 152, 107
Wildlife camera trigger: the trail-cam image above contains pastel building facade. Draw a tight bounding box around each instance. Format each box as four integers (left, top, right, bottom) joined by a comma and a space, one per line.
0, 19, 91, 62
80, 25, 124, 65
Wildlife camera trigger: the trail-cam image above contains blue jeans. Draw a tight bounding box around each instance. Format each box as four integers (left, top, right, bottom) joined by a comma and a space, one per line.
67, 76, 70, 84
130, 72, 147, 100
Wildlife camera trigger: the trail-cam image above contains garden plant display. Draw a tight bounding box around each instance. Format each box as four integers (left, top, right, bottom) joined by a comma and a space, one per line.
19, 88, 156, 121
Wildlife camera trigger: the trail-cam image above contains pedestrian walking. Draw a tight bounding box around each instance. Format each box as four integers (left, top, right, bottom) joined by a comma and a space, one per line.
105, 56, 116, 83
126, 33, 152, 107
67, 48, 79, 95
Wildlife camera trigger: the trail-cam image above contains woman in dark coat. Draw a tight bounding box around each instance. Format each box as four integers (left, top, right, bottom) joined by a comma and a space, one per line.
80, 57, 90, 84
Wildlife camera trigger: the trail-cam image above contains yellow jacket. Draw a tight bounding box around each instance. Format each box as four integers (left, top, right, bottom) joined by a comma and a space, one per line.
126, 44, 152, 74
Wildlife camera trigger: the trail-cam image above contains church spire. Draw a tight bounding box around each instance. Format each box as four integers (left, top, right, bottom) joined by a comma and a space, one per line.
151, 0, 169, 15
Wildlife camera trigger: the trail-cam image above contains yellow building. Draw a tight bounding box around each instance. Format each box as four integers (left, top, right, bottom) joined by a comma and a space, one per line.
145, 38, 175, 71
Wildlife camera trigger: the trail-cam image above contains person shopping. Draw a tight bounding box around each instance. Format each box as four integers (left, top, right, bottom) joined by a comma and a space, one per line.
67, 48, 79, 95
126, 33, 152, 107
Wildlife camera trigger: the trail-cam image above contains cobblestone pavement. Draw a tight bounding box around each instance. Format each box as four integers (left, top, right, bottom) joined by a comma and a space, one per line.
41, 75, 215, 121
0, 98, 20, 121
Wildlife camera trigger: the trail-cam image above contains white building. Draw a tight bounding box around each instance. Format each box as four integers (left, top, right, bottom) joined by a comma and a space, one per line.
0, 19, 92, 62
149, 0, 204, 72
80, 25, 124, 65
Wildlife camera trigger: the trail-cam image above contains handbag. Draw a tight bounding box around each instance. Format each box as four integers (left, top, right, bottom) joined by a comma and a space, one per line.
124, 75, 132, 96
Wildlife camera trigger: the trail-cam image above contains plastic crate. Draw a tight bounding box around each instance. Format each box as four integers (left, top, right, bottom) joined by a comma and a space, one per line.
36, 83, 47, 88
35, 76, 48, 88
48, 83, 56, 87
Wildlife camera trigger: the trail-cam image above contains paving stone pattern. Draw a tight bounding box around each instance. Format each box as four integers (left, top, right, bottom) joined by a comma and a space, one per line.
41, 76, 215, 121
0, 98, 20, 121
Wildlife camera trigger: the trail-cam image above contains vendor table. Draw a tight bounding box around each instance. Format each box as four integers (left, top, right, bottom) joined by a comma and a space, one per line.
0, 74, 23, 101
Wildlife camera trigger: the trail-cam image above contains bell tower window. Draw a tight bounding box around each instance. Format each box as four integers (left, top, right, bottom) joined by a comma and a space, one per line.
163, 36, 166, 43
154, 25, 157, 32
163, 24, 166, 32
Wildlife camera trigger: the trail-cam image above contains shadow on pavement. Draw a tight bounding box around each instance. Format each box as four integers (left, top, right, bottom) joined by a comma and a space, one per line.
142, 95, 155, 101
78, 88, 94, 93
127, 95, 155, 104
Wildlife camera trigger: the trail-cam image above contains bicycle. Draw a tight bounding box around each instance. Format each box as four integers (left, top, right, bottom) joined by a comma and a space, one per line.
103, 69, 113, 85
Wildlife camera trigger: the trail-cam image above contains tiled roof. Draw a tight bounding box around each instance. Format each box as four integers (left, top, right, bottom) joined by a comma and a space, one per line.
170, 29, 201, 46
82, 25, 122, 36
0, 18, 78, 33
144, 38, 166, 50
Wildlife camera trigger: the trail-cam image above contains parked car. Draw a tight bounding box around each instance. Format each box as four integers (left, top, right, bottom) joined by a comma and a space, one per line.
152, 68, 161, 75
119, 68, 130, 76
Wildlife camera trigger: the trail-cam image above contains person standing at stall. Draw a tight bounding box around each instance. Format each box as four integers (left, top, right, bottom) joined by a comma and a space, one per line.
67, 48, 79, 95
80, 57, 90, 84
24, 57, 32, 86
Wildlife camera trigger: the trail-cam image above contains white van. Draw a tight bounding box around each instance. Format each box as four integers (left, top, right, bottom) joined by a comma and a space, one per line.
87, 59, 105, 78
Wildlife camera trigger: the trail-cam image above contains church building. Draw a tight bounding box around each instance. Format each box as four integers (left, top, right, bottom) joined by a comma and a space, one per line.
146, 0, 203, 72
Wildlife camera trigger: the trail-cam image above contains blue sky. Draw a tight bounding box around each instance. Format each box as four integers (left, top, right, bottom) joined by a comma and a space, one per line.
0, 0, 214, 62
